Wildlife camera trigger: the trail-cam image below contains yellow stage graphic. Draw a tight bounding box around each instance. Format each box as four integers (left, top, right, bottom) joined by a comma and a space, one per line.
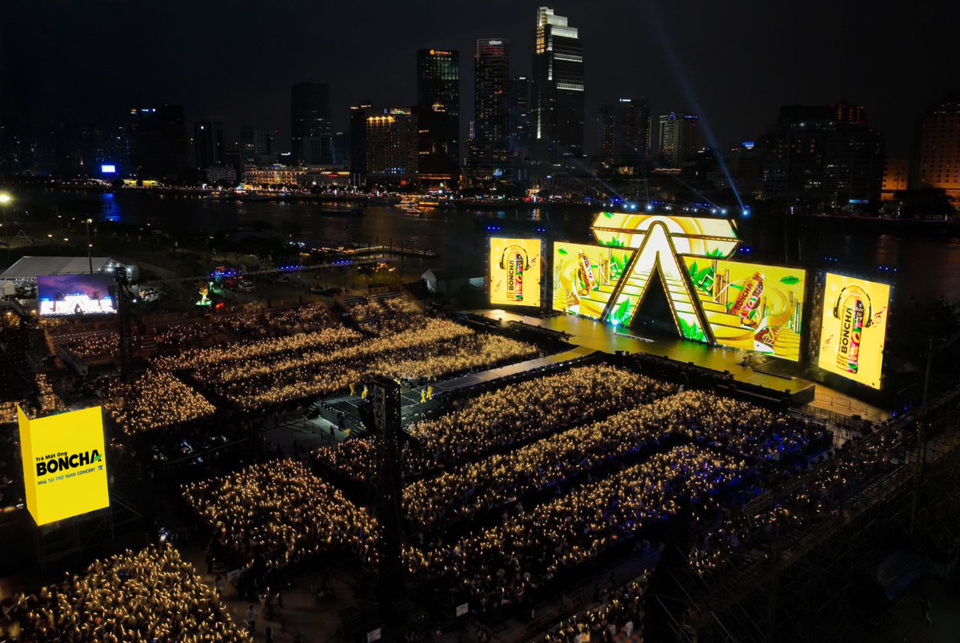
588, 212, 742, 341
552, 242, 635, 322
685, 258, 806, 361
489, 237, 542, 307
18, 405, 110, 526
817, 274, 890, 389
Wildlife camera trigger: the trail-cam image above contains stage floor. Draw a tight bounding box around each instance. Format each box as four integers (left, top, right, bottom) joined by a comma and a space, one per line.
473, 309, 888, 422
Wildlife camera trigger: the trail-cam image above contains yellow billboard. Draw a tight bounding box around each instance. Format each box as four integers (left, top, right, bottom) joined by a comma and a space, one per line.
817, 274, 890, 389
490, 237, 542, 307
18, 405, 110, 525
552, 242, 635, 321
685, 258, 806, 361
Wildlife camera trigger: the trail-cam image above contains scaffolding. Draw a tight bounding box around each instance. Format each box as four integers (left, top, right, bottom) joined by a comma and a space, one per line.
656, 387, 960, 643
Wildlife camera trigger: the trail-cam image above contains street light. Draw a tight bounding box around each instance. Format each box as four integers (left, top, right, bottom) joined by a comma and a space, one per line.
0, 192, 11, 268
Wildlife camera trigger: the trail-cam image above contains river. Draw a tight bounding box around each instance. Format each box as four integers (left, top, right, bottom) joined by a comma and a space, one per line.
9, 187, 960, 302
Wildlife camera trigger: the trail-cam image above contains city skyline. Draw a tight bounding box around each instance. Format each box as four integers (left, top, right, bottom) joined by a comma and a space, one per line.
2, 0, 958, 157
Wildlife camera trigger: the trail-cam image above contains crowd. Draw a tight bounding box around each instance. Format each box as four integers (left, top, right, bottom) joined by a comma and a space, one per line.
406, 446, 745, 610
687, 428, 904, 580
341, 295, 417, 320
54, 303, 334, 362
182, 459, 380, 573
154, 325, 363, 373
214, 322, 537, 411
542, 572, 650, 643
5, 544, 246, 642
314, 365, 677, 484
403, 390, 818, 530
104, 371, 216, 435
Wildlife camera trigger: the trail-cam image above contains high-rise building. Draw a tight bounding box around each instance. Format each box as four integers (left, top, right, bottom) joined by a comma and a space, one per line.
468, 39, 510, 181
881, 158, 909, 201
239, 127, 277, 166
291, 82, 333, 165
658, 112, 699, 168
761, 103, 884, 208
364, 108, 418, 182
128, 105, 188, 178
598, 98, 650, 168
349, 102, 372, 179
508, 76, 534, 156
193, 120, 225, 170
532, 7, 585, 159
919, 98, 960, 201
416, 49, 460, 184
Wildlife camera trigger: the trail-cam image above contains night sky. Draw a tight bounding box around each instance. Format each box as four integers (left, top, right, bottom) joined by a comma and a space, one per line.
2, 0, 957, 156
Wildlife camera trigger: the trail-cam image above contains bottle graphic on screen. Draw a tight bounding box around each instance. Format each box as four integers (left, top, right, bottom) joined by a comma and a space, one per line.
835, 288, 869, 374
729, 272, 765, 327
500, 244, 531, 302
577, 251, 597, 295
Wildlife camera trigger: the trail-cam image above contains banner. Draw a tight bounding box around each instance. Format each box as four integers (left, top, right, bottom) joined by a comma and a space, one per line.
685, 258, 806, 361
489, 238, 542, 307
18, 406, 110, 525
817, 274, 890, 389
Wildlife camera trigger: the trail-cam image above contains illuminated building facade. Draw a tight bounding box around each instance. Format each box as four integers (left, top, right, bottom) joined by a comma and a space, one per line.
416, 49, 460, 184
658, 112, 699, 168
243, 165, 349, 188
532, 7, 585, 159
365, 109, 418, 183
598, 98, 650, 168
881, 158, 909, 201
919, 99, 960, 201
468, 39, 510, 182
291, 82, 333, 165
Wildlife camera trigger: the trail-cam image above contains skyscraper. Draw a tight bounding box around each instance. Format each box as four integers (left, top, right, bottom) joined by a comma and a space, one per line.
128, 105, 188, 178
291, 82, 333, 165
508, 76, 534, 156
658, 112, 699, 168
919, 98, 960, 202
350, 102, 372, 181
532, 7, 585, 159
598, 98, 650, 168
364, 108, 418, 183
193, 120, 225, 170
469, 39, 510, 181
239, 127, 277, 166
416, 49, 460, 184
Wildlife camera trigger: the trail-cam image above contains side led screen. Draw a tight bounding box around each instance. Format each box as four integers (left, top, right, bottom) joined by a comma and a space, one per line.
38, 274, 117, 316
552, 242, 635, 321
685, 258, 806, 361
817, 274, 890, 389
489, 238, 542, 307
18, 405, 110, 526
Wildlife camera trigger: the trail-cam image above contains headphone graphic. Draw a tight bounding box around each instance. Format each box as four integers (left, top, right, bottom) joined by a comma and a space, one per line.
831, 285, 873, 327
499, 245, 531, 270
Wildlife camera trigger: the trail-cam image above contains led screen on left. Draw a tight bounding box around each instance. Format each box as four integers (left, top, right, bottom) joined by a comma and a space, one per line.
489, 238, 542, 307
38, 274, 117, 316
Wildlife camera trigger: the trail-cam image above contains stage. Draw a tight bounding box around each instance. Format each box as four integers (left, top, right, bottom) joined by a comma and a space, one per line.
473, 309, 888, 421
